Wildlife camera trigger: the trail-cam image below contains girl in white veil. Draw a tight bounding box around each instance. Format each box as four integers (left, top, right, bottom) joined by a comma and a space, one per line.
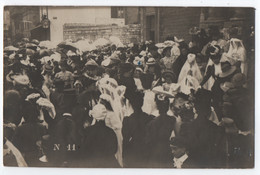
226, 38, 247, 76
177, 53, 202, 94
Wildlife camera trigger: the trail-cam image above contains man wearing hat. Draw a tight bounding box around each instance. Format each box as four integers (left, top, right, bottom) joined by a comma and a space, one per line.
162, 70, 177, 91
170, 137, 194, 168
212, 61, 238, 120
117, 63, 137, 101
145, 93, 176, 168
145, 58, 162, 88
55, 61, 74, 89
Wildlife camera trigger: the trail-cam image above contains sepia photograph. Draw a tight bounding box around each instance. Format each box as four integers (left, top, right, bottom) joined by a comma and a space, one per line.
3, 5, 255, 169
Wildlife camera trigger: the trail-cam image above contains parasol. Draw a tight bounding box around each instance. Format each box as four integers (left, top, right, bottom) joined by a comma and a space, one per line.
93, 38, 109, 47
57, 41, 78, 52
39, 40, 57, 49
4, 46, 19, 52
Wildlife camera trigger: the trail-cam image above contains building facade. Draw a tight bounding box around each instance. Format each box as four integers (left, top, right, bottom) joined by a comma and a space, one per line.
6, 6, 41, 44
140, 7, 254, 43
45, 6, 125, 42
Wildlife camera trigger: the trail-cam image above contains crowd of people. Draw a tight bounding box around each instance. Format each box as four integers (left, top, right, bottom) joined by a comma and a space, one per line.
3, 25, 254, 168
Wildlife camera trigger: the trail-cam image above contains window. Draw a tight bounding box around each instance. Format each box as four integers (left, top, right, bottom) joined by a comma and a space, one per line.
111, 7, 124, 18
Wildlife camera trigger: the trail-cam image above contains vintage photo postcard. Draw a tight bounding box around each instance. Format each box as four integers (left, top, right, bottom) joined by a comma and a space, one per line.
3, 6, 255, 169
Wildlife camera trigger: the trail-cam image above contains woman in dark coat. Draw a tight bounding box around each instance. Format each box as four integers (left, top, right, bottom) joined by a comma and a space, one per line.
12, 101, 48, 167
122, 91, 154, 168
172, 41, 189, 80
81, 103, 119, 168
145, 94, 176, 168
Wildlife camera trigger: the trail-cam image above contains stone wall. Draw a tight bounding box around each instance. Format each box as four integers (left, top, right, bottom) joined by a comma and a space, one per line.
63, 23, 141, 44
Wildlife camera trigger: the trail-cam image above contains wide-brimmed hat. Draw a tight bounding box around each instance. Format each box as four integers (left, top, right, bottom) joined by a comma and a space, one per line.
146, 58, 156, 65
152, 86, 175, 99
31, 39, 40, 45
162, 70, 176, 81
85, 59, 98, 67
207, 45, 221, 58
135, 67, 144, 73
169, 83, 181, 95
139, 50, 147, 57
219, 61, 237, 78
13, 74, 30, 86
133, 56, 144, 66
155, 43, 164, 48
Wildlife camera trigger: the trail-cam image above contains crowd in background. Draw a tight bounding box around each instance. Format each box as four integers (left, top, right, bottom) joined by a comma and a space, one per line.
3, 25, 255, 168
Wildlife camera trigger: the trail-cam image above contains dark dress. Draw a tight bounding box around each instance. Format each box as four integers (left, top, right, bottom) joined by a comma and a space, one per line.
145, 114, 176, 168
172, 54, 187, 81
122, 111, 154, 168
81, 121, 119, 168
12, 122, 47, 167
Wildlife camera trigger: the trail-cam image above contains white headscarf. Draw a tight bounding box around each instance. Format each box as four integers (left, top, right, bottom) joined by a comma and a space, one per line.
178, 53, 202, 83
226, 38, 247, 75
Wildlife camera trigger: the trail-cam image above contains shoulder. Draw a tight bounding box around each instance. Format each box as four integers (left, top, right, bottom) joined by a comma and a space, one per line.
143, 112, 155, 121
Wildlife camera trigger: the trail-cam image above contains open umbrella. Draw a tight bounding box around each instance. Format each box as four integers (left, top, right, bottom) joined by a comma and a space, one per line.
39, 40, 57, 49
93, 38, 109, 47
4, 46, 19, 52
57, 41, 78, 52
75, 39, 91, 52
109, 36, 121, 45
25, 48, 36, 57
26, 43, 38, 51
38, 49, 54, 58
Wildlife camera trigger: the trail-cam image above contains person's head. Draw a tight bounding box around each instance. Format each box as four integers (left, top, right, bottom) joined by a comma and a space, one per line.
43, 63, 54, 76
155, 94, 170, 115
4, 90, 22, 124
140, 73, 154, 90
54, 114, 78, 145
129, 91, 144, 112
59, 61, 68, 72
208, 25, 220, 40
148, 65, 155, 73
193, 88, 212, 117
231, 73, 246, 88
21, 101, 40, 123
118, 63, 134, 78
222, 102, 233, 118
148, 44, 158, 57
172, 93, 190, 115
179, 41, 189, 57
134, 67, 143, 78
29, 71, 44, 89
162, 71, 176, 84
163, 46, 172, 57
207, 45, 221, 64
53, 77, 65, 92
170, 137, 187, 158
